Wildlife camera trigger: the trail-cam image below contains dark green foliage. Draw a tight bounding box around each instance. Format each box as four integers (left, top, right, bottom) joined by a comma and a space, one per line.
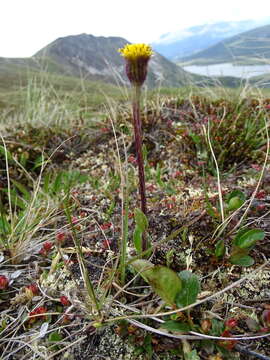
131, 260, 182, 306
233, 228, 265, 249
229, 228, 265, 266
171, 97, 267, 172
226, 190, 246, 211
161, 320, 191, 333
176, 271, 200, 308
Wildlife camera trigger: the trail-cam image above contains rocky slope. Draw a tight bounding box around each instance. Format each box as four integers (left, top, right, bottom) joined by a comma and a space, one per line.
34, 34, 195, 87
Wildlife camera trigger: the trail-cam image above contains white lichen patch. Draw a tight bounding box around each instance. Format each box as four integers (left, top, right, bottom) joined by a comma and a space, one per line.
237, 176, 257, 187
40, 266, 77, 297
67, 326, 141, 360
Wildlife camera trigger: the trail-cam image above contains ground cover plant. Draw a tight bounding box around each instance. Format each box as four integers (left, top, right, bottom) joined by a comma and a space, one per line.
0, 47, 270, 360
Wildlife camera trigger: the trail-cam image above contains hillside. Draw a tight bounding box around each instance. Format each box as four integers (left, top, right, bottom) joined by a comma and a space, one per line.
0, 34, 207, 93
179, 24, 270, 65
152, 18, 270, 60
0, 57, 127, 112
34, 34, 196, 88
0, 33, 247, 111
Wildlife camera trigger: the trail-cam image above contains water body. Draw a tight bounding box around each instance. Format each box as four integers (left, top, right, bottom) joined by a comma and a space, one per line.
183, 63, 270, 78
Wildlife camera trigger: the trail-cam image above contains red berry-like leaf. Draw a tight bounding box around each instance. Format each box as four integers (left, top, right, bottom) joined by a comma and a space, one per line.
102, 239, 111, 249
0, 275, 9, 290
256, 190, 266, 200
219, 330, 237, 350
43, 242, 53, 252
71, 216, 79, 225
60, 296, 71, 306
262, 310, 270, 327
26, 283, 39, 295
56, 231, 66, 244
225, 318, 238, 329
29, 306, 47, 323
251, 164, 261, 171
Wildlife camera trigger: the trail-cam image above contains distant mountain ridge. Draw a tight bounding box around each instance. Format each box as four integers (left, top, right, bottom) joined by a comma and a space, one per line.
180, 24, 270, 65
0, 33, 243, 91
152, 18, 270, 60
33, 34, 194, 87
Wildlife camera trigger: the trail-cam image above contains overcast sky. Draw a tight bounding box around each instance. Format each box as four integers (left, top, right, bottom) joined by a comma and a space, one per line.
1, 0, 269, 57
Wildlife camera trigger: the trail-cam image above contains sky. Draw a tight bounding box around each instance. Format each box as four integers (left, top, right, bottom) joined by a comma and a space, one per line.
1, 0, 270, 57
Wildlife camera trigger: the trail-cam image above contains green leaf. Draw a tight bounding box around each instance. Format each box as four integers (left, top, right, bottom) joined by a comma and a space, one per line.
156, 163, 165, 187
53, 173, 63, 193
226, 190, 246, 212
175, 271, 200, 308
189, 132, 201, 145
133, 227, 143, 253
43, 173, 51, 193
143, 334, 153, 356
227, 190, 246, 203
160, 320, 190, 333
6, 190, 26, 210
227, 196, 244, 211
130, 259, 154, 280
233, 228, 265, 249
134, 208, 148, 230
185, 350, 200, 360
133, 208, 148, 254
48, 331, 63, 342
229, 254, 254, 267
11, 179, 31, 201
215, 239, 226, 258
0, 213, 10, 235
210, 319, 224, 336
131, 260, 182, 306
0, 145, 13, 162
32, 155, 45, 170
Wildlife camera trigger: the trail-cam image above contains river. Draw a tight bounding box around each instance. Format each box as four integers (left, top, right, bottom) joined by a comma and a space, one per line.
183, 63, 270, 78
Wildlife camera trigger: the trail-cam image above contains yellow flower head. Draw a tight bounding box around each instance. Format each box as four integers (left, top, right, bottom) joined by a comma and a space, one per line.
118, 44, 153, 86
118, 43, 153, 61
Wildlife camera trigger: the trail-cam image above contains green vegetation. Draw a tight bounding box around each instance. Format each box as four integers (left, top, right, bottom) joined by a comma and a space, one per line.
0, 69, 270, 360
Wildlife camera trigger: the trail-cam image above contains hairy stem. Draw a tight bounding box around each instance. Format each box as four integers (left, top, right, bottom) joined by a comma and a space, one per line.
132, 85, 147, 252
132, 85, 147, 216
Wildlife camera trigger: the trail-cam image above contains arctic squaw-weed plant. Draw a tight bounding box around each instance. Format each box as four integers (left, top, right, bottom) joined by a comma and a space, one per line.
118, 43, 153, 251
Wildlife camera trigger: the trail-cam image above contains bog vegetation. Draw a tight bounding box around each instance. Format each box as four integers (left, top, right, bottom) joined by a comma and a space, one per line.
0, 60, 270, 360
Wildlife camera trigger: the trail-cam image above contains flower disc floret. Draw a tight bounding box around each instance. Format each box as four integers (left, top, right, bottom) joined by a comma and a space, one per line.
118, 44, 153, 61
119, 43, 153, 86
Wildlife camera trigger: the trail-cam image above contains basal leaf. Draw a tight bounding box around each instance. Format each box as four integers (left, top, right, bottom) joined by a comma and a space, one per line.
160, 320, 190, 333
11, 179, 31, 200
176, 270, 200, 308
131, 260, 182, 306
227, 190, 246, 203
229, 254, 254, 267
215, 239, 225, 258
134, 208, 148, 230
227, 196, 244, 211
185, 350, 200, 360
48, 331, 63, 342
233, 228, 265, 249
133, 226, 143, 253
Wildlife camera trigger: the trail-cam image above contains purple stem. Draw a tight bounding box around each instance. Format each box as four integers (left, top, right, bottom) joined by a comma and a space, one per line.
132, 85, 147, 222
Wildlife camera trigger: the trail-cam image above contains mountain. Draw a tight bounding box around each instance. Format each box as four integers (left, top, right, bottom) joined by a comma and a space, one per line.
180, 24, 270, 65
152, 18, 270, 60
0, 33, 242, 101
33, 34, 194, 88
